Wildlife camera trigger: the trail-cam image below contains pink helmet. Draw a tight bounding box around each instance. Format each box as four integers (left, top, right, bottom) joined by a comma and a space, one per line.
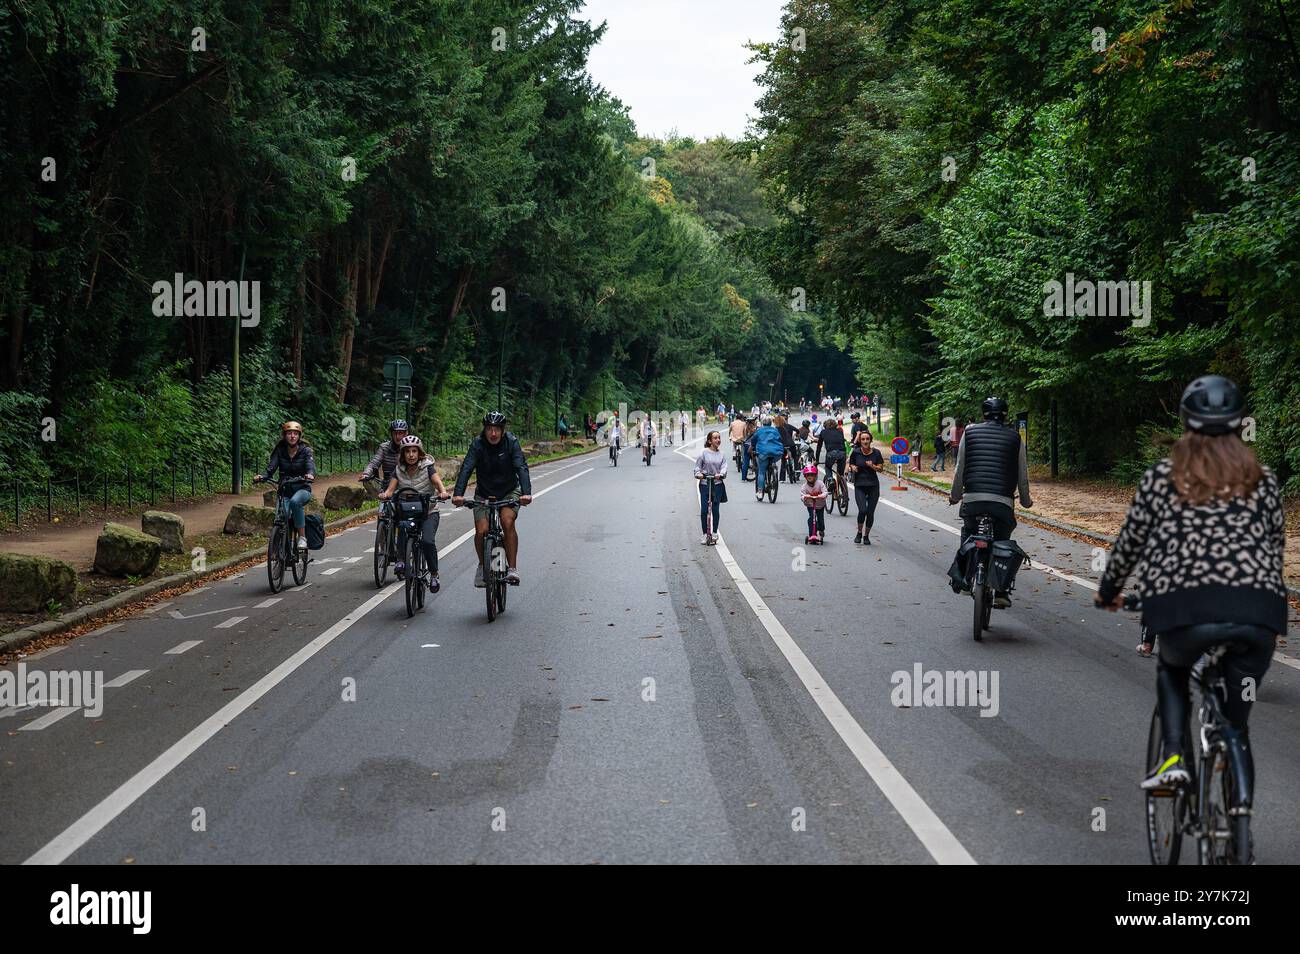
802, 464, 818, 477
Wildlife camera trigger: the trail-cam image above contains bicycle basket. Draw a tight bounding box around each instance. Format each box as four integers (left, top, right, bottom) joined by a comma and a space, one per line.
396, 497, 427, 520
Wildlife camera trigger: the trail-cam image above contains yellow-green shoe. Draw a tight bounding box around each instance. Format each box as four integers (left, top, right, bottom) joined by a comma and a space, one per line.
1141, 753, 1191, 791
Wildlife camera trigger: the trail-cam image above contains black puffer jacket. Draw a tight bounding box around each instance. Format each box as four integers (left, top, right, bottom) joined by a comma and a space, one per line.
263, 442, 316, 483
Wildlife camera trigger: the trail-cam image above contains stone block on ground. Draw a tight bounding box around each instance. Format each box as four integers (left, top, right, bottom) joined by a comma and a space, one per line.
0, 552, 78, 612
93, 522, 161, 577
223, 504, 276, 536
324, 484, 369, 510
141, 510, 185, 553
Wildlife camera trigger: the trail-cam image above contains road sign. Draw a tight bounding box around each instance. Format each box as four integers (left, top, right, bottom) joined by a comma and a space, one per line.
382, 356, 412, 385
891, 436, 910, 455
890, 454, 910, 464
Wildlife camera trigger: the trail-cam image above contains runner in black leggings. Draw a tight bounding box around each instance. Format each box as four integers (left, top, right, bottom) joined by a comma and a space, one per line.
848, 430, 883, 545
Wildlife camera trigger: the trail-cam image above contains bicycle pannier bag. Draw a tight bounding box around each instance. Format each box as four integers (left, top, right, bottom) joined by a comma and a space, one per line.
990, 539, 1028, 592
304, 513, 326, 550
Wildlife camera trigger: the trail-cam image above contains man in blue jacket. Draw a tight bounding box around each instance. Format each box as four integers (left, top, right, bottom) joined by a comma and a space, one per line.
752, 417, 785, 500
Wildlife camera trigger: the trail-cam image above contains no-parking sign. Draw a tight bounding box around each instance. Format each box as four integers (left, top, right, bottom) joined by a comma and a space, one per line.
891, 436, 910, 455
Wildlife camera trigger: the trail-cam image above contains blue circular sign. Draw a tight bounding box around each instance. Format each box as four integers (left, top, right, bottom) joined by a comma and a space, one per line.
891, 437, 910, 455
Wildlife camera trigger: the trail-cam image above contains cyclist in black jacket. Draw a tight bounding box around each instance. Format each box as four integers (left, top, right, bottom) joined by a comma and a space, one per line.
815, 418, 848, 490
452, 412, 533, 587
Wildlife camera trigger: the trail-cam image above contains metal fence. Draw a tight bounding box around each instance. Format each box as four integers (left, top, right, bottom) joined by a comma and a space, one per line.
1, 428, 585, 529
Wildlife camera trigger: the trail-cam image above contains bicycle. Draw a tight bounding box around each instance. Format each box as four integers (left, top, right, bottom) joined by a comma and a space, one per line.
824, 459, 849, 516
643, 438, 653, 466
256, 477, 311, 593
609, 438, 619, 467
1112, 596, 1257, 866
365, 477, 398, 588
964, 515, 995, 641
394, 489, 444, 618
762, 456, 779, 503
464, 498, 512, 622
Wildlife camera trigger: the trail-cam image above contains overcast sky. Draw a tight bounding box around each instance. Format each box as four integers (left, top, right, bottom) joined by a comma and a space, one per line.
579, 0, 788, 141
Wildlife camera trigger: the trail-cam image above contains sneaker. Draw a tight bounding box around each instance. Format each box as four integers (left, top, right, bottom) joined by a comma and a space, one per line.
854, 532, 862, 544
863, 531, 872, 545
1141, 754, 1191, 791
394, 561, 406, 580
297, 535, 308, 550
507, 567, 521, 585
429, 576, 440, 594
474, 564, 486, 588
701, 533, 709, 545
993, 591, 1011, 609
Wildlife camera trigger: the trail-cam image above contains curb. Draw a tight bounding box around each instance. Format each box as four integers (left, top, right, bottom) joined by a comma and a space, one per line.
897, 472, 1300, 602
0, 507, 379, 655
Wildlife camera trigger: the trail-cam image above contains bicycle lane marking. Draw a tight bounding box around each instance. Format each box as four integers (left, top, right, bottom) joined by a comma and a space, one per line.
711, 533, 976, 865
24, 465, 595, 865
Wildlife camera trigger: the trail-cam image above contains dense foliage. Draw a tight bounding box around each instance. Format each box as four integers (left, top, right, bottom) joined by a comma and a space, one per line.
745, 0, 1300, 487
0, 0, 811, 480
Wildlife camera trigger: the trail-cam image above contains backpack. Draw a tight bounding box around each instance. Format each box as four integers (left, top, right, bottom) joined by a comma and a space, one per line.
304, 513, 326, 550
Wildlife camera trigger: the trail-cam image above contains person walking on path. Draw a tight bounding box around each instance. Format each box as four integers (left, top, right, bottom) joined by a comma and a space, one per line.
931, 427, 947, 472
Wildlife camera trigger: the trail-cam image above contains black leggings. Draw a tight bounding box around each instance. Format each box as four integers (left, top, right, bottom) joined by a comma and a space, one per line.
1157, 622, 1275, 795
397, 513, 439, 573
854, 483, 879, 528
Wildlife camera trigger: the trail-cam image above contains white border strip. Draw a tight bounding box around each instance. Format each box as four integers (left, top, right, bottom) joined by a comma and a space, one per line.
712, 534, 976, 865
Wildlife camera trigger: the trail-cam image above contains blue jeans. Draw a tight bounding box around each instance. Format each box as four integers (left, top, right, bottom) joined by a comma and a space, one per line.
756, 452, 779, 493
741, 444, 752, 479
286, 488, 312, 530
931, 451, 945, 471
698, 481, 721, 534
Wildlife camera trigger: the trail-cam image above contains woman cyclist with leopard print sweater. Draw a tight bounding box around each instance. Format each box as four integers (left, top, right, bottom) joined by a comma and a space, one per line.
1097, 376, 1287, 794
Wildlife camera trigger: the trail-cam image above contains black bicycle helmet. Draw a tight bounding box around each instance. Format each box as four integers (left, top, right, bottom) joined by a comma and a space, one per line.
389, 419, 409, 433
1179, 375, 1244, 436
981, 397, 1008, 422
483, 411, 507, 427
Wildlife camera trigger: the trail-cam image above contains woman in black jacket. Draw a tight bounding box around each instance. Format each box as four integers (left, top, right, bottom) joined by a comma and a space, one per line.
1097, 377, 1286, 796
255, 421, 317, 550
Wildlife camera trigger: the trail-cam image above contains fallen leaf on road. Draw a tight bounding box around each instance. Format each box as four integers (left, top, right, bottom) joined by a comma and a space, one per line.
591, 697, 610, 702
568, 705, 583, 710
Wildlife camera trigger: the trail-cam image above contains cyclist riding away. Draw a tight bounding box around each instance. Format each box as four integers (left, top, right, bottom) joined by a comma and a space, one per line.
378, 435, 451, 589
815, 416, 848, 500
752, 416, 784, 500
451, 412, 533, 587
1096, 376, 1286, 795
255, 421, 316, 550
947, 397, 1031, 607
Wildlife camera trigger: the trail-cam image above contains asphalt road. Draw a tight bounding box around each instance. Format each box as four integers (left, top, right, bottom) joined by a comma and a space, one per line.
3, 436, 1298, 864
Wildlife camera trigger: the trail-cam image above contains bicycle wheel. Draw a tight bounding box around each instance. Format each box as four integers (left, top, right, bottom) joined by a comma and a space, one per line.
972, 562, 986, 642
1198, 745, 1237, 865
496, 566, 508, 615
373, 515, 391, 587
1144, 708, 1184, 865
837, 480, 849, 515
483, 536, 496, 622
767, 464, 778, 502
291, 533, 309, 585
267, 525, 286, 593
611, 446, 618, 467
404, 536, 422, 617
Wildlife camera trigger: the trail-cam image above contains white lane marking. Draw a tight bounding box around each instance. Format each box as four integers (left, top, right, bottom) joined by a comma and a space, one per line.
168, 605, 248, 621
142, 601, 173, 615
214, 616, 247, 629
19, 706, 81, 731
343, 557, 362, 564
254, 598, 281, 609
24, 464, 597, 866
284, 583, 313, 592
104, 670, 149, 689
672, 434, 708, 459
87, 624, 122, 637
23, 645, 68, 660
164, 641, 202, 655
1273, 653, 1300, 672
421, 643, 440, 649
877, 497, 1099, 590
712, 533, 976, 865
184, 587, 211, 597
320, 567, 343, 576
